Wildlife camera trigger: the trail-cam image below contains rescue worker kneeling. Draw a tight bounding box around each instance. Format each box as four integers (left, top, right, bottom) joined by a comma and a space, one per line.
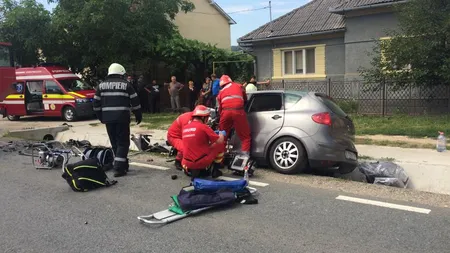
167, 110, 193, 170
181, 105, 226, 179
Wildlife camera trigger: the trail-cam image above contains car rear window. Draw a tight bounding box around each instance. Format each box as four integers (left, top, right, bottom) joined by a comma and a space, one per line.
315, 94, 347, 117
284, 93, 302, 110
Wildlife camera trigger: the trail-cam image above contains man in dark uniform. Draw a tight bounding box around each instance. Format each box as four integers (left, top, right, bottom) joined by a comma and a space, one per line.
93, 63, 142, 177
146, 79, 161, 113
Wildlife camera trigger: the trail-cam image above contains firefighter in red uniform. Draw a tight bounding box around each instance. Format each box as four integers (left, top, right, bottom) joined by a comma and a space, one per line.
216, 75, 251, 155
181, 105, 226, 179
167, 111, 193, 170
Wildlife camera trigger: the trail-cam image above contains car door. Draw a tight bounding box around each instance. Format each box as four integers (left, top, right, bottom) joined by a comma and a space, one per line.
5, 82, 26, 116
43, 80, 64, 116
246, 93, 284, 157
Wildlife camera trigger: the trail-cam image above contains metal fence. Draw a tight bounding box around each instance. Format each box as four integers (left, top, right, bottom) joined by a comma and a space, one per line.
261, 79, 450, 115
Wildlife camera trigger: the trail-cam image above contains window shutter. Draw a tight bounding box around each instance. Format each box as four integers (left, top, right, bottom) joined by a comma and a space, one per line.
273, 49, 282, 78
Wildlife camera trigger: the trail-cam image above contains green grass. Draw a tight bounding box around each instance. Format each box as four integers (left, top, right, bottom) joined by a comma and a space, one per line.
138, 113, 178, 130
352, 114, 450, 138
359, 155, 395, 161
355, 137, 450, 150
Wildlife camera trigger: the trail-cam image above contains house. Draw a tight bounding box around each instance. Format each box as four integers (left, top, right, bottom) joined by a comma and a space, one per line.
238, 0, 405, 81
174, 0, 236, 49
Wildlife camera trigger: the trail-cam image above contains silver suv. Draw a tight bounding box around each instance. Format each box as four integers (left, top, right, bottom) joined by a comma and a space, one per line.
228, 90, 358, 174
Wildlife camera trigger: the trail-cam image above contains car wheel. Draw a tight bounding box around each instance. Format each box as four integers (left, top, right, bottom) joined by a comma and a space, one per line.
7, 115, 20, 121
62, 106, 77, 122
269, 137, 307, 174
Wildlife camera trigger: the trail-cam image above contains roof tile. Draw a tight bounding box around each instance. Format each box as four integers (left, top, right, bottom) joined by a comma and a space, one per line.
238, 0, 403, 42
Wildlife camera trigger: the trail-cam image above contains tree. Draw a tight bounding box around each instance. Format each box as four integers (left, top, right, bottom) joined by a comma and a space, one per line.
46, 0, 194, 75
360, 0, 450, 87
156, 34, 254, 82
0, 0, 52, 66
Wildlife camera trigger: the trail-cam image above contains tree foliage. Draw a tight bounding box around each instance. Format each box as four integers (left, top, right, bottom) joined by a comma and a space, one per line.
47, 0, 194, 74
0, 0, 254, 82
360, 0, 450, 87
0, 0, 52, 65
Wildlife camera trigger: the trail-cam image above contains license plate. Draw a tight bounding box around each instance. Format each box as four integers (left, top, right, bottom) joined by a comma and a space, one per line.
345, 151, 357, 161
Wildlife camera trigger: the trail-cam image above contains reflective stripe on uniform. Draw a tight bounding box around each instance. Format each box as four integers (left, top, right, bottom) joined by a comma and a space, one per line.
94, 95, 101, 100
93, 107, 101, 111
130, 93, 138, 99
101, 106, 130, 111
131, 105, 141, 110
222, 95, 244, 102
114, 157, 127, 162
100, 92, 129, 97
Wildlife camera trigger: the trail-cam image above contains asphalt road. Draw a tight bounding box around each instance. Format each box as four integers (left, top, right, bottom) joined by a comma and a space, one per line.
1, 152, 450, 253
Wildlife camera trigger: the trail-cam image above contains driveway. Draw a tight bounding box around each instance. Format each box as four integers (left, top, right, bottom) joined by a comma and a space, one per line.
0, 151, 449, 253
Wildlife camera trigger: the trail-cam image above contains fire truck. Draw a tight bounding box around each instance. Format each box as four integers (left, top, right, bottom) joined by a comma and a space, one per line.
0, 42, 16, 102
0, 62, 96, 122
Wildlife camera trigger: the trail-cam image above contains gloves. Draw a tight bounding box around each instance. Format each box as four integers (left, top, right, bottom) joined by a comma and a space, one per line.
215, 130, 226, 137
134, 111, 142, 125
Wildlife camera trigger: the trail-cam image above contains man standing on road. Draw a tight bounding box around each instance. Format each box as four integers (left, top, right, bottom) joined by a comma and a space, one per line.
211, 74, 220, 108
168, 76, 183, 110
93, 63, 142, 177
217, 75, 251, 156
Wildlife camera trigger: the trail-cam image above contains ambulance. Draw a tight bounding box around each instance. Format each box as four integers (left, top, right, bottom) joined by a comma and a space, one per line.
1, 64, 96, 122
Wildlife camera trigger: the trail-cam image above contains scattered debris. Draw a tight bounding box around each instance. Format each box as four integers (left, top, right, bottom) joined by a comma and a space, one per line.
358, 161, 409, 188
171, 175, 178, 180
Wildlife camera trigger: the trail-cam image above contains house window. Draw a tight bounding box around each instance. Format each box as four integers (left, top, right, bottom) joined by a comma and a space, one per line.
283, 48, 315, 75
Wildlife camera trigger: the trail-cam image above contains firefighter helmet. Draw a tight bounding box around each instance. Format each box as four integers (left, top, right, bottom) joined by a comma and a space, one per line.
192, 105, 211, 117
108, 63, 126, 76
219, 75, 232, 87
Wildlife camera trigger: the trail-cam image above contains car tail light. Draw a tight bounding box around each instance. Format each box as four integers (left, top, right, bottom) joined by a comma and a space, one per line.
312, 112, 331, 126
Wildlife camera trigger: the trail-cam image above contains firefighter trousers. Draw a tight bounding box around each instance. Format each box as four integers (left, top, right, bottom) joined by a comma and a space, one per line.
167, 136, 183, 161
106, 122, 130, 172
219, 109, 251, 152
182, 142, 225, 170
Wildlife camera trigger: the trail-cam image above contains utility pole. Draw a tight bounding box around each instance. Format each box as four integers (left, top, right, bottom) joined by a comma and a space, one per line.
269, 1, 273, 32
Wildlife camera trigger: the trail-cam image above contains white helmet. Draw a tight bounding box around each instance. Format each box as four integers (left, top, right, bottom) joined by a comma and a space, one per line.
108, 63, 126, 76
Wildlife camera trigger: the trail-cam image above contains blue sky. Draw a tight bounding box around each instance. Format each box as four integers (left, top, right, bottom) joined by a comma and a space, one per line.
36, 0, 309, 45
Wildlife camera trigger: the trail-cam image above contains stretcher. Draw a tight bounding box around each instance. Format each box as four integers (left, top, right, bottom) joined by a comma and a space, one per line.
137, 186, 258, 225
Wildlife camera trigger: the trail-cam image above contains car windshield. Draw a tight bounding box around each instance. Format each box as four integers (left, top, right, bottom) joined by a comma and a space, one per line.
58, 79, 93, 92
315, 94, 347, 117
0, 45, 12, 67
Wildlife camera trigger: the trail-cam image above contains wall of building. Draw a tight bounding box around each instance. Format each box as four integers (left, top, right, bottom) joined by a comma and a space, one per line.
344, 10, 400, 80
251, 33, 346, 82
174, 0, 231, 49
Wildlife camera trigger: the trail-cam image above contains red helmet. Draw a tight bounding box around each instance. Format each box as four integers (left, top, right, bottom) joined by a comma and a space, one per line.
192, 105, 210, 117
219, 75, 232, 87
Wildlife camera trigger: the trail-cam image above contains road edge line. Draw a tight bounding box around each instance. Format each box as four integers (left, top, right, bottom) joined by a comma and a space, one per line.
336, 195, 431, 214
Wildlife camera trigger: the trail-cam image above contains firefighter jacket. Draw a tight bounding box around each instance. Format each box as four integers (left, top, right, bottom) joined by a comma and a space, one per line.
93, 75, 142, 123
217, 82, 248, 114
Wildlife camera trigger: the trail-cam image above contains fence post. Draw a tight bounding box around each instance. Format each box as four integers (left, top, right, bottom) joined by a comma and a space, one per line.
382, 77, 386, 117
327, 78, 331, 96
282, 79, 285, 90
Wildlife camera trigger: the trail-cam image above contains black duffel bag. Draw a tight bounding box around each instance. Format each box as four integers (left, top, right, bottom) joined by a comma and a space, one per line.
62, 158, 117, 192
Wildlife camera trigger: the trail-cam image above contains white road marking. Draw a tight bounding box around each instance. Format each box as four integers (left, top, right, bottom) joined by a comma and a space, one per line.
129, 162, 170, 171
218, 176, 269, 187
336, 195, 431, 214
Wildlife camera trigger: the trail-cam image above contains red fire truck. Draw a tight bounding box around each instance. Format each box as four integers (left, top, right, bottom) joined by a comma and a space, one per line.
0, 42, 16, 102
1, 63, 96, 122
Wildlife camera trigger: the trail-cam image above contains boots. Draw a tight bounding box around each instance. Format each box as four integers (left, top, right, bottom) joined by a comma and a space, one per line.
211, 163, 223, 178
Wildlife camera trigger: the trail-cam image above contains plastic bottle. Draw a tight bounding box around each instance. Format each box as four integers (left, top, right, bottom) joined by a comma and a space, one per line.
437, 131, 446, 152
243, 165, 249, 184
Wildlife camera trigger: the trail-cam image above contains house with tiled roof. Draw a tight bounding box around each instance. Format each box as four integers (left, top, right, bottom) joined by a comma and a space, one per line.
238, 0, 406, 81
